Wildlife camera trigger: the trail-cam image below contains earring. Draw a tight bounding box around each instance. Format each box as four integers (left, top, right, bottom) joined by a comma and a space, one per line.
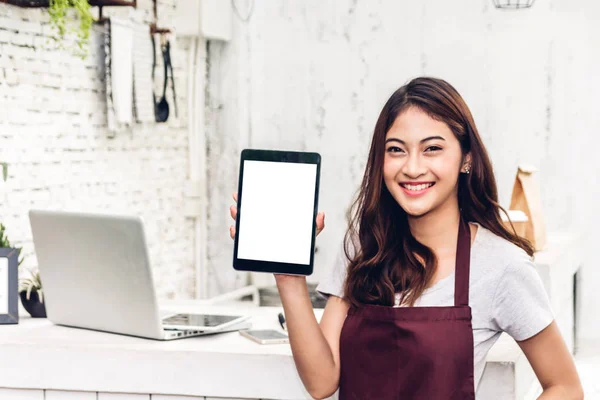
464, 165, 470, 174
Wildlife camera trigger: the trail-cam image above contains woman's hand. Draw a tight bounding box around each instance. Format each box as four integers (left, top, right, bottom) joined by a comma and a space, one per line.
228, 191, 325, 239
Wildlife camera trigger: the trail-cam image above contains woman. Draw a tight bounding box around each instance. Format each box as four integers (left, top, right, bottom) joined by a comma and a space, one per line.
229, 77, 583, 399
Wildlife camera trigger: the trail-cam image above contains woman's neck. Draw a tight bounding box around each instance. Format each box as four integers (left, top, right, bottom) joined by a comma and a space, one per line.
407, 208, 461, 258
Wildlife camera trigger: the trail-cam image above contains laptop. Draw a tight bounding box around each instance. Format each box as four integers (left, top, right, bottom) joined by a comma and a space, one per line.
28, 209, 251, 341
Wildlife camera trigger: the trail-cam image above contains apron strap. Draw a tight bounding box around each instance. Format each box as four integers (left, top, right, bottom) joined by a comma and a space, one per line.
454, 217, 472, 307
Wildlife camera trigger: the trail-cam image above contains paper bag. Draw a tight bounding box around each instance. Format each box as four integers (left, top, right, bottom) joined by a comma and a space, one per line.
501, 210, 528, 238
507, 165, 547, 251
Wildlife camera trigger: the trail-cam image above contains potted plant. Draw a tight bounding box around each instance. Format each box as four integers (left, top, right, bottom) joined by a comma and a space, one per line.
19, 268, 46, 318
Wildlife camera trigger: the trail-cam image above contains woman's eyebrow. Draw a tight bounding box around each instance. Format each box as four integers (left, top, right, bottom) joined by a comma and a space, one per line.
385, 136, 446, 145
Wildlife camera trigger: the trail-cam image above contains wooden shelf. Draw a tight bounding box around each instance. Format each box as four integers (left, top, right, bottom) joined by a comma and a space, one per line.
0, 0, 136, 8
0, 0, 49, 7
89, 0, 135, 6
150, 23, 170, 34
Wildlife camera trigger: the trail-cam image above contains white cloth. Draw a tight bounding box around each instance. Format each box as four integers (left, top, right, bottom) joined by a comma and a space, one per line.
105, 17, 133, 133
132, 23, 155, 123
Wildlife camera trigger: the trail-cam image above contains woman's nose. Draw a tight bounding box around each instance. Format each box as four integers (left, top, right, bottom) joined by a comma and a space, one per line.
401, 153, 427, 178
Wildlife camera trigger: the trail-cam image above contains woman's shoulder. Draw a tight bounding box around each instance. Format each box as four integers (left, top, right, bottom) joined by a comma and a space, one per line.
471, 221, 533, 272
469, 223, 550, 333
473, 223, 554, 340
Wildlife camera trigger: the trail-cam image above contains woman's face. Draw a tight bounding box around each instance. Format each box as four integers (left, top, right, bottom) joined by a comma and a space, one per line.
383, 106, 469, 218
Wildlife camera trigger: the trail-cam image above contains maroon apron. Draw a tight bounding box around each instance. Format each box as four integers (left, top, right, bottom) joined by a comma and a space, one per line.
339, 218, 475, 399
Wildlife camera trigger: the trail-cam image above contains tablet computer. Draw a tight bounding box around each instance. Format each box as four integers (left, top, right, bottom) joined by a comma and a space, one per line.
162, 313, 251, 332
233, 149, 321, 276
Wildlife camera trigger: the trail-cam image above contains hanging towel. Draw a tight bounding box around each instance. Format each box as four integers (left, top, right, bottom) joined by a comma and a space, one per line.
132, 22, 155, 123
104, 17, 134, 134
110, 17, 134, 126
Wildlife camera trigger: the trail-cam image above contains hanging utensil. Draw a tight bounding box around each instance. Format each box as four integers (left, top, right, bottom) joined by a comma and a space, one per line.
152, 33, 169, 122
151, 33, 177, 123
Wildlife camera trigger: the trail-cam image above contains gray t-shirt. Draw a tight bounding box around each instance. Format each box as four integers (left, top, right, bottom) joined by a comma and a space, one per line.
316, 221, 554, 395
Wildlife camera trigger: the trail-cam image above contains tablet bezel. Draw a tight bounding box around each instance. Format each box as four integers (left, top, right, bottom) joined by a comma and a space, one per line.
232, 149, 321, 276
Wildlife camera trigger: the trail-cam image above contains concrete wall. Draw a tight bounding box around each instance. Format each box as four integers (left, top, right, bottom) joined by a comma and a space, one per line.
206, 0, 600, 345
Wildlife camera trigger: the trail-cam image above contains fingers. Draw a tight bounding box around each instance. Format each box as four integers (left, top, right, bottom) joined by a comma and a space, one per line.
230, 192, 238, 240
316, 211, 325, 236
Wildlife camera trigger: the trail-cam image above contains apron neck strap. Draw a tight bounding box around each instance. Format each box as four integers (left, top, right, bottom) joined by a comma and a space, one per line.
454, 217, 471, 307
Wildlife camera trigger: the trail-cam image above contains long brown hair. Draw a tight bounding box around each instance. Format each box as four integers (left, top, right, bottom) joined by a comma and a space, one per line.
342, 76, 534, 308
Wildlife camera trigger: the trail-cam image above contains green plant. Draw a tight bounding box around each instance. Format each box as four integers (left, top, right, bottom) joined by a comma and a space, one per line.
19, 269, 44, 303
48, 0, 94, 59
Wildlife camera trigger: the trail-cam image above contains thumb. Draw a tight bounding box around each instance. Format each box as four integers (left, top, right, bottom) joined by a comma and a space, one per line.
317, 211, 325, 229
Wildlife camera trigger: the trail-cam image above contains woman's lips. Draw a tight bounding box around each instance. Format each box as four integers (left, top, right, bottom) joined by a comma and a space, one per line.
400, 182, 435, 197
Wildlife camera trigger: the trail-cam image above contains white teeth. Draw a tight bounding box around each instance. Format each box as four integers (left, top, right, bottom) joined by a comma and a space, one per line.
401, 183, 434, 191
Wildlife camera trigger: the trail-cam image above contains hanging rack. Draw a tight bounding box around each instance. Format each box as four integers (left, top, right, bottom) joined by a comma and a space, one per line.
94, 0, 137, 22
150, 0, 171, 34
0, 0, 136, 12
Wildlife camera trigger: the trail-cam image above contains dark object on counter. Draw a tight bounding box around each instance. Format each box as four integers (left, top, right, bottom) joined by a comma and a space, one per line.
20, 291, 46, 318
278, 312, 287, 331
259, 283, 327, 309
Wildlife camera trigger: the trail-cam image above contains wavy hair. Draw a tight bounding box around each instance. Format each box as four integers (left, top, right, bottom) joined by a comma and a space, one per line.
342, 76, 534, 308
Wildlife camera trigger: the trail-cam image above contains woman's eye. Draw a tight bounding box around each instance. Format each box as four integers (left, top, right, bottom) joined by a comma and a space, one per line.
386, 146, 404, 153
425, 146, 442, 152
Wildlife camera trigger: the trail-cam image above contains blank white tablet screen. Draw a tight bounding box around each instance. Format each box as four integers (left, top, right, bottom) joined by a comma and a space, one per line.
237, 160, 317, 265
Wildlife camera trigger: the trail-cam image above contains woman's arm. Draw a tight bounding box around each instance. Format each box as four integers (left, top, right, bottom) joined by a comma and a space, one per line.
277, 275, 350, 399
228, 194, 348, 399
517, 321, 584, 399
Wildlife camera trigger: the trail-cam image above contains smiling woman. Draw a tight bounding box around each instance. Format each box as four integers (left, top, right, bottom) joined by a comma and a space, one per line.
384, 111, 465, 223
228, 76, 584, 400
313, 77, 583, 399
341, 77, 520, 310
386, 133, 450, 197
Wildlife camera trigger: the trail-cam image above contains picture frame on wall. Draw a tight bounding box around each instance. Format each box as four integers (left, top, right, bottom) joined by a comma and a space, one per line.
0, 248, 19, 324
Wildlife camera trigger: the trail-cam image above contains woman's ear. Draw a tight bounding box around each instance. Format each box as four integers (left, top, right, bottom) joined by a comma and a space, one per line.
462, 153, 472, 173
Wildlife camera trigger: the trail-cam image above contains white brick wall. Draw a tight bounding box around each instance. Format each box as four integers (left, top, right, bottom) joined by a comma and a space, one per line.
0, 1, 196, 300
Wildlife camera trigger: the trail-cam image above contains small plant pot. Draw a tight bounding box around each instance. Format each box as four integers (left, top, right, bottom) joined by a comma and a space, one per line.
20, 291, 47, 318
